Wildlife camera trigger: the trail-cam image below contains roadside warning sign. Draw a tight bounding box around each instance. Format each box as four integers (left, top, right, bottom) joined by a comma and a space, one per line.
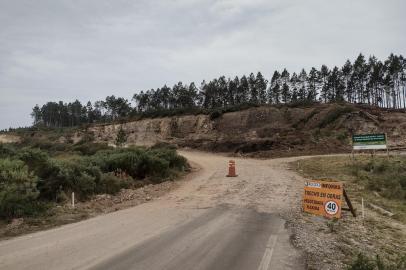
303, 180, 343, 219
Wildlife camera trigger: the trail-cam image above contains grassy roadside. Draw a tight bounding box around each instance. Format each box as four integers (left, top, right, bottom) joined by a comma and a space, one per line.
0, 135, 190, 239
292, 155, 406, 269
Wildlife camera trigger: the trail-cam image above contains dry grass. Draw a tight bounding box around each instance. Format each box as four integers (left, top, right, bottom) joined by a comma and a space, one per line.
292, 155, 406, 267
295, 155, 406, 222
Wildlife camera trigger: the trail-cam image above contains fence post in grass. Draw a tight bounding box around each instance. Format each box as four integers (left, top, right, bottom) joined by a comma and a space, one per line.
72, 192, 75, 208
361, 197, 365, 220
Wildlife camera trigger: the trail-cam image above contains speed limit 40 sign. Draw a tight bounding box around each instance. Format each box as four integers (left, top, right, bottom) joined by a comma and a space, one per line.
303, 180, 343, 219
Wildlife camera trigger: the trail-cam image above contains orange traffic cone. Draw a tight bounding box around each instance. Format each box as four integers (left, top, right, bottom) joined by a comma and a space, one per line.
226, 160, 237, 177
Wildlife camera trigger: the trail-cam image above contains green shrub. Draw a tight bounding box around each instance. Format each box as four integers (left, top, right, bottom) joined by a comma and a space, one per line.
77, 133, 94, 144
348, 253, 375, 270
0, 158, 42, 219
0, 143, 17, 158
336, 132, 347, 141
375, 160, 390, 173
150, 142, 177, 150
97, 173, 130, 194
89, 147, 187, 181
72, 142, 111, 155
0, 144, 187, 218
210, 110, 223, 120
17, 148, 62, 185
115, 127, 127, 147
38, 159, 101, 200
318, 106, 354, 128
148, 148, 187, 171
348, 254, 406, 270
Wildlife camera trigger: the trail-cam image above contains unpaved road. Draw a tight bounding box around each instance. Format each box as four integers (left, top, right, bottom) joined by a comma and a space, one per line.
0, 151, 305, 270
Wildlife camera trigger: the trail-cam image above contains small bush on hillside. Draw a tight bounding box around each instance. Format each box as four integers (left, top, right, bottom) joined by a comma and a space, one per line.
88, 147, 183, 181
0, 143, 17, 158
348, 253, 375, 270
19, 136, 73, 155
209, 110, 223, 120
150, 142, 177, 150
17, 148, 53, 176
115, 127, 127, 147
77, 133, 94, 144
97, 173, 130, 194
318, 106, 354, 128
72, 142, 111, 155
0, 158, 43, 219
148, 147, 187, 171
336, 132, 348, 141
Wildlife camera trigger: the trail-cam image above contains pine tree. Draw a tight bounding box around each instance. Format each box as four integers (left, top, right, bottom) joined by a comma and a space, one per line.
255, 72, 268, 104
341, 60, 353, 103
352, 53, 368, 104
298, 69, 308, 101
280, 69, 291, 103
319, 65, 330, 103
281, 83, 291, 103
239, 75, 250, 104
307, 68, 319, 101
31, 105, 42, 126
269, 71, 281, 104
248, 73, 258, 104
231, 76, 240, 105
290, 73, 299, 103
86, 101, 94, 123
281, 69, 290, 85
328, 67, 345, 101
228, 77, 238, 106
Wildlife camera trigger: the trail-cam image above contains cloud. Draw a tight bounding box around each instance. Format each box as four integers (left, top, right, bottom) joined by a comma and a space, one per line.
0, 0, 405, 129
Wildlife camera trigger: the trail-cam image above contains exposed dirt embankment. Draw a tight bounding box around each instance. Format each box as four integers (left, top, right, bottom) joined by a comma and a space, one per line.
0, 134, 20, 143
88, 104, 406, 157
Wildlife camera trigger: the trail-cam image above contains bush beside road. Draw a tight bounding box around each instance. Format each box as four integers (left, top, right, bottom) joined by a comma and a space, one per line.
0, 141, 188, 238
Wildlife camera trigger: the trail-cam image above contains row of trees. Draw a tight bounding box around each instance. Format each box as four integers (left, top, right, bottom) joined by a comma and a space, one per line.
31, 96, 132, 127
32, 53, 406, 127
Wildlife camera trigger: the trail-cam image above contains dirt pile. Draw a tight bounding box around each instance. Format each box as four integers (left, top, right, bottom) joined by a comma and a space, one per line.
88, 104, 406, 157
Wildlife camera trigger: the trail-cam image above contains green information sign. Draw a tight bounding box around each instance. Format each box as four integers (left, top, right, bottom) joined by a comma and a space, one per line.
352, 133, 387, 150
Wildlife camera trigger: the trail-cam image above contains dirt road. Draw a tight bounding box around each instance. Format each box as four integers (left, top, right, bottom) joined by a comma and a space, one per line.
0, 151, 305, 270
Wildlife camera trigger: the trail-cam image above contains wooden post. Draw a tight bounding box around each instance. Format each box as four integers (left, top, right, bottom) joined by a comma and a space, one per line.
361, 197, 365, 220
72, 192, 75, 208
343, 189, 356, 217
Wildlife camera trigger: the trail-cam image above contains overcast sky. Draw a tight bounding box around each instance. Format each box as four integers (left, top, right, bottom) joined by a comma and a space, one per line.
0, 0, 405, 129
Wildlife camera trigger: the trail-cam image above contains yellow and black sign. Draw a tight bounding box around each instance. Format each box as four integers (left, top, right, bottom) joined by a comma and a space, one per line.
303, 180, 343, 219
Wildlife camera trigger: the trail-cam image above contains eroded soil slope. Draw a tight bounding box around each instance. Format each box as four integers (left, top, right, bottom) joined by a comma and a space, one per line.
88, 104, 406, 157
